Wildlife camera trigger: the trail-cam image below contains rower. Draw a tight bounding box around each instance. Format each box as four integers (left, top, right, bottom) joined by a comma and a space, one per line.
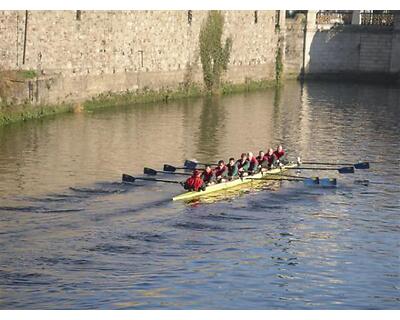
260, 148, 277, 171
236, 153, 250, 177
201, 164, 216, 185
274, 145, 289, 165
256, 150, 265, 165
226, 157, 239, 180
247, 151, 259, 175
183, 170, 206, 192
214, 160, 228, 183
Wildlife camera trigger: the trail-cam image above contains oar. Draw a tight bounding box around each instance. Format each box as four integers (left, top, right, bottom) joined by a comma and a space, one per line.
274, 173, 337, 186
267, 173, 313, 180
249, 176, 322, 186
288, 166, 355, 174
184, 160, 218, 169
255, 176, 337, 187
163, 164, 191, 172
144, 167, 190, 176
301, 161, 370, 169
183, 160, 199, 169
249, 177, 306, 182
164, 164, 180, 172
353, 179, 398, 186
122, 174, 182, 184
163, 164, 204, 173
319, 178, 338, 187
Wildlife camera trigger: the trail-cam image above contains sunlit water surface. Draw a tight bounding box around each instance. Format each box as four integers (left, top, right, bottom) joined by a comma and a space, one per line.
0, 81, 399, 309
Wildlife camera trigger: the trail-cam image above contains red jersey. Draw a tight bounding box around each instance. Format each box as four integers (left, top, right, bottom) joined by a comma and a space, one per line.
256, 155, 264, 163
214, 165, 227, 178
274, 149, 285, 160
201, 170, 216, 184
184, 176, 204, 191
264, 153, 277, 166
248, 157, 259, 172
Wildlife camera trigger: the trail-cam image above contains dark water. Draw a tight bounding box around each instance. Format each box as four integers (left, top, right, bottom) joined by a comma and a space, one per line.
0, 81, 399, 309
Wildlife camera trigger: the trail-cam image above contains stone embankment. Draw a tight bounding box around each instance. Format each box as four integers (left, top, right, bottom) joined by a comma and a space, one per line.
0, 10, 399, 125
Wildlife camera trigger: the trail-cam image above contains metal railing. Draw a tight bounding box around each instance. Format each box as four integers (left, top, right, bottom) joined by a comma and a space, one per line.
316, 11, 394, 26
361, 12, 394, 26
316, 11, 352, 25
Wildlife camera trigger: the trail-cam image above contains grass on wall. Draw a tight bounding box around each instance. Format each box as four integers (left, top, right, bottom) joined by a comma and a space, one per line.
0, 103, 74, 126
221, 79, 276, 95
83, 85, 204, 111
0, 79, 278, 127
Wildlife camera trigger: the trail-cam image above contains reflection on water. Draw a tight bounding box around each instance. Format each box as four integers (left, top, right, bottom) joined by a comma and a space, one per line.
196, 97, 226, 160
0, 80, 399, 309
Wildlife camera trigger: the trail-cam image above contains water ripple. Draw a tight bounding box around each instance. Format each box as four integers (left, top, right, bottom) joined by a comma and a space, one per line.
0, 81, 399, 309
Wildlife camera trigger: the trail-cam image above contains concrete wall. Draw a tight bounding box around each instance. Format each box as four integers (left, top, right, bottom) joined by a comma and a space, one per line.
0, 10, 281, 105
303, 11, 400, 81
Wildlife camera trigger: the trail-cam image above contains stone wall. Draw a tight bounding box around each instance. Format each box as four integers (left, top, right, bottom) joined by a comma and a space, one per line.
303, 11, 400, 81
282, 11, 400, 82
308, 26, 394, 74
389, 13, 400, 74
284, 17, 305, 79
1, 10, 399, 110
0, 10, 281, 105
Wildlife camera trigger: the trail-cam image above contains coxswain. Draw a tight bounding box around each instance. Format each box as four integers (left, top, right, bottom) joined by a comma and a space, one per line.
226, 157, 239, 180
247, 151, 259, 174
183, 170, 206, 192
201, 164, 216, 185
214, 160, 228, 183
236, 153, 250, 177
274, 145, 289, 165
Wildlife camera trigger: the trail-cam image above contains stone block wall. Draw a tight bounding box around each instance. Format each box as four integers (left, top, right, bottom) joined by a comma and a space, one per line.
0, 10, 281, 105
307, 26, 394, 74
223, 11, 280, 83
390, 13, 400, 74
2, 10, 399, 109
284, 18, 305, 78
283, 11, 400, 82
359, 31, 393, 72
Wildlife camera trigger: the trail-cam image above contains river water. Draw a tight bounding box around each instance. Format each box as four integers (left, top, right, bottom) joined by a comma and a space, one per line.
0, 81, 399, 309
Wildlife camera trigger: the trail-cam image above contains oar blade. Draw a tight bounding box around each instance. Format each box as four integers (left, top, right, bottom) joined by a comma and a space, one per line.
122, 174, 135, 183
184, 160, 198, 169
338, 166, 355, 174
163, 164, 176, 172
144, 167, 157, 175
354, 179, 370, 186
319, 178, 337, 187
354, 162, 370, 169
303, 177, 319, 187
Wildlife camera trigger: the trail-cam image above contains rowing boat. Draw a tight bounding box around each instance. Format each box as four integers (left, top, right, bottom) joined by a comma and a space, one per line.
172, 162, 299, 201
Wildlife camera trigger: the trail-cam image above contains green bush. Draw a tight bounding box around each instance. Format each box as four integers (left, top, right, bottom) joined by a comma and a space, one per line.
18, 70, 37, 79
199, 11, 232, 93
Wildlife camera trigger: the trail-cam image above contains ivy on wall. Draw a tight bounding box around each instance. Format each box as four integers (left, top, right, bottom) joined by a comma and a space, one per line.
199, 11, 233, 93
275, 45, 283, 83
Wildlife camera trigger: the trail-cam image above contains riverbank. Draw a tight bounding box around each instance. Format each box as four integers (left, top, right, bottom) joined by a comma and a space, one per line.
0, 79, 277, 127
